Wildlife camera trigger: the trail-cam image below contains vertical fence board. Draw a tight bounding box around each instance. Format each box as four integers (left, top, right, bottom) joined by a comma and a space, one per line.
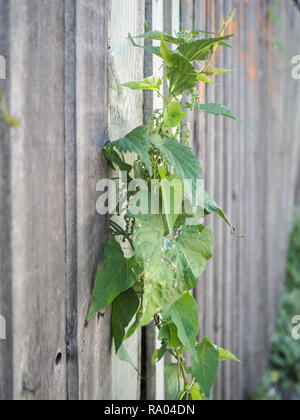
1, 0, 300, 401
109, 0, 145, 400
9, 0, 67, 400
0, 0, 13, 401
190, 0, 300, 400
193, 0, 207, 341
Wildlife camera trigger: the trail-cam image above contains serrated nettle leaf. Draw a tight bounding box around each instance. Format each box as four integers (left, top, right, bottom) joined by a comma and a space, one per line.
176, 225, 213, 283
190, 383, 206, 400
158, 323, 183, 349
196, 72, 216, 84
218, 347, 240, 363
152, 343, 167, 365
166, 54, 198, 96
165, 363, 185, 400
125, 218, 213, 337
136, 31, 181, 45
112, 288, 140, 353
163, 101, 186, 128
121, 76, 162, 92
150, 135, 202, 205
108, 125, 153, 176
133, 160, 149, 179
0, 93, 21, 127
133, 214, 166, 263
218, 41, 234, 48
104, 147, 132, 172
162, 292, 199, 359
117, 343, 140, 373
204, 191, 233, 230
161, 175, 184, 234
99, 18, 242, 391
168, 323, 183, 348
87, 237, 137, 321
128, 33, 163, 58
191, 29, 218, 36
193, 103, 253, 129
191, 338, 219, 398
176, 35, 233, 62
205, 67, 233, 76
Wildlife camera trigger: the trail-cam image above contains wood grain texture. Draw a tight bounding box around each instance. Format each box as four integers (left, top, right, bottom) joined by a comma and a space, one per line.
0, 0, 13, 401
109, 0, 145, 400
75, 0, 111, 400
1, 0, 299, 401
144, 0, 165, 401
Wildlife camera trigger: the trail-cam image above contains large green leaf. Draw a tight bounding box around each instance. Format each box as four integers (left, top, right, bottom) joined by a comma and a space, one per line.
191, 338, 219, 398
152, 344, 168, 365
87, 237, 137, 321
150, 135, 202, 205
136, 31, 181, 45
193, 103, 253, 129
121, 76, 162, 91
177, 36, 233, 62
162, 292, 199, 359
163, 101, 186, 128
166, 54, 198, 96
112, 288, 140, 353
108, 126, 153, 176
126, 217, 213, 337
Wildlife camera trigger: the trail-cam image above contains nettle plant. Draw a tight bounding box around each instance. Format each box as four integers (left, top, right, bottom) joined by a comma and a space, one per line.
88, 11, 248, 400
0, 91, 20, 127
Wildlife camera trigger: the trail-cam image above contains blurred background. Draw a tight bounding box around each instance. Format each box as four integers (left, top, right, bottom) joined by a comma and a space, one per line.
0, 0, 299, 400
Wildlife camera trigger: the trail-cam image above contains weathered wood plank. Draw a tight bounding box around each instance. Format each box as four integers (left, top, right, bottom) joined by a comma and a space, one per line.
109, 0, 145, 400
75, 0, 111, 400
9, 0, 67, 400
203, 0, 216, 360
231, 0, 242, 400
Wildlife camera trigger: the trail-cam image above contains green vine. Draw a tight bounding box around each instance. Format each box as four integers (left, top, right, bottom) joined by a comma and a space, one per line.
88, 10, 247, 400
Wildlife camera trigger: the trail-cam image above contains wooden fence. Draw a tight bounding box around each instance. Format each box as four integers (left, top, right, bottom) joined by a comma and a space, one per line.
0, 0, 299, 400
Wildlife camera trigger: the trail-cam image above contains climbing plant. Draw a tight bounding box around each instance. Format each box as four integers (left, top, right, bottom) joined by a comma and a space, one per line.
88, 11, 247, 400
